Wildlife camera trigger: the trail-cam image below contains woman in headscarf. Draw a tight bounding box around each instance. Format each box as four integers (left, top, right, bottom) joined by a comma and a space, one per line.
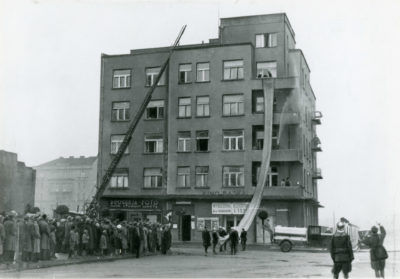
362, 224, 387, 278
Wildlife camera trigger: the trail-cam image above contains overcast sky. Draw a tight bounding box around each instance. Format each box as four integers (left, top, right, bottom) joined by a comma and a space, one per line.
1, 0, 399, 235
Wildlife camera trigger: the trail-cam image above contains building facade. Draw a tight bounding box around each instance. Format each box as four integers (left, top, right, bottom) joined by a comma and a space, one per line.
34, 156, 97, 215
97, 14, 323, 243
0, 150, 36, 215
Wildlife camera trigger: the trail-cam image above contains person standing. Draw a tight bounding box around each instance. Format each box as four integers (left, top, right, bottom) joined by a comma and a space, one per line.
32, 216, 41, 262
219, 227, 227, 252
240, 228, 247, 251
202, 226, 211, 256
100, 230, 107, 257
362, 224, 387, 278
212, 228, 219, 254
329, 222, 354, 279
4, 215, 16, 264
229, 227, 239, 255
38, 214, 50, 261
0, 216, 5, 263
22, 216, 33, 262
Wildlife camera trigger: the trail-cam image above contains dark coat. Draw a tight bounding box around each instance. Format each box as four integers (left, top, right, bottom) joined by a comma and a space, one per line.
229, 230, 239, 245
38, 219, 50, 250
23, 220, 34, 252
240, 230, 247, 242
4, 219, 16, 251
329, 231, 354, 263
362, 226, 386, 261
212, 231, 219, 244
202, 230, 211, 247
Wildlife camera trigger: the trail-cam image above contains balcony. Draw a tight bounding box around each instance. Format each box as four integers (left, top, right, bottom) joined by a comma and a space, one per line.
273, 112, 300, 125
263, 186, 303, 198
250, 77, 298, 90
312, 137, 322, 152
313, 168, 323, 179
271, 149, 302, 162
312, 111, 323, 125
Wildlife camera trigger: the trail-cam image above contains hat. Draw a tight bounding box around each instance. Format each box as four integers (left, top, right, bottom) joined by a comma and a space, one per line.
336, 222, 345, 232
117, 224, 122, 229
371, 226, 378, 234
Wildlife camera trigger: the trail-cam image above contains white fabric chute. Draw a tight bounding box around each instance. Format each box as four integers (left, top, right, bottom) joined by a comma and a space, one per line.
237, 79, 275, 232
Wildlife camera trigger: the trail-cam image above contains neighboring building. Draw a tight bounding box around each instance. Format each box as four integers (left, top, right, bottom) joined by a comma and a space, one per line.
0, 150, 36, 214
97, 13, 323, 243
34, 156, 97, 215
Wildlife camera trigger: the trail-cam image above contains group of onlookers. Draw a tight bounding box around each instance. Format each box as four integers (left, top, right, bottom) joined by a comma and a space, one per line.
201, 226, 247, 256
0, 212, 172, 266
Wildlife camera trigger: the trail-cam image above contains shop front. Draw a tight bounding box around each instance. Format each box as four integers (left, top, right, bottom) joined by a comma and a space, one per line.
102, 198, 164, 222
211, 202, 248, 229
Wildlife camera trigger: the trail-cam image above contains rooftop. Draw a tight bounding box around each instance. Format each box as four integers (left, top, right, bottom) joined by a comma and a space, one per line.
35, 156, 97, 169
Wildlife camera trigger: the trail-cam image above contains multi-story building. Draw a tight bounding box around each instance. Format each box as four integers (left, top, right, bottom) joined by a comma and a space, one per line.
0, 150, 36, 214
34, 156, 97, 215
97, 13, 322, 243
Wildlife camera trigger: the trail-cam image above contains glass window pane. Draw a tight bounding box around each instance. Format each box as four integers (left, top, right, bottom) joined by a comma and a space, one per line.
224, 60, 243, 67
224, 69, 230, 80
197, 63, 209, 70
204, 105, 209, 116
256, 34, 265, 48
179, 64, 192, 71
179, 98, 191, 105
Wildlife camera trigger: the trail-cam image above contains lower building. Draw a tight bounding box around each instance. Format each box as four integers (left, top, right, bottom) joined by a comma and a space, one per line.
34, 156, 97, 215
0, 150, 36, 214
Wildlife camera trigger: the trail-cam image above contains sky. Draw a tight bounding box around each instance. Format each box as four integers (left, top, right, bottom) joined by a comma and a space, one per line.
1, 0, 399, 238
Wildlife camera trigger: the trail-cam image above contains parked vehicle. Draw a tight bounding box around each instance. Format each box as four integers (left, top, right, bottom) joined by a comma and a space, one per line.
273, 222, 359, 252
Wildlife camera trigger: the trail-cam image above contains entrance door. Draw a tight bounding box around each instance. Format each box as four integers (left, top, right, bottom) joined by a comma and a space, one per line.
181, 215, 191, 241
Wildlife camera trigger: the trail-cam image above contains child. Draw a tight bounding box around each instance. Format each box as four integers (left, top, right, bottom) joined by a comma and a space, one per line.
69, 226, 78, 259
82, 229, 89, 256
100, 230, 107, 257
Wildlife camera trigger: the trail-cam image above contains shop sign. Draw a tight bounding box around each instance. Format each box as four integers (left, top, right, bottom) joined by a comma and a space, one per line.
109, 199, 159, 210
201, 189, 245, 196
212, 202, 249, 215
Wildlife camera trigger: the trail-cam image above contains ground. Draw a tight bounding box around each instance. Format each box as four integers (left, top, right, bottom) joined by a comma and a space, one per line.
1, 246, 399, 278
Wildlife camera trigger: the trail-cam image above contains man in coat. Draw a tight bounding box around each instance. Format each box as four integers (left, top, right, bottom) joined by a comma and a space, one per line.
229, 227, 239, 255
22, 216, 34, 262
212, 228, 219, 254
329, 222, 354, 279
240, 228, 247, 251
202, 226, 211, 256
361, 224, 387, 278
38, 214, 50, 260
4, 215, 16, 264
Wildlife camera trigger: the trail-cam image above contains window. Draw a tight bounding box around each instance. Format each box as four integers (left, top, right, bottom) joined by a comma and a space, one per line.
196, 96, 210, 117
255, 34, 265, 48
257, 62, 277, 78
252, 90, 264, 113
146, 67, 166, 86
177, 131, 191, 152
252, 162, 261, 186
146, 100, 164, 119
223, 130, 244, 151
267, 165, 279, 187
113, 70, 131, 88
179, 64, 192, 83
223, 60, 244, 80
196, 130, 209, 152
223, 166, 244, 187
111, 135, 128, 154
196, 62, 210, 82
144, 135, 163, 153
223, 94, 244, 116
178, 97, 191, 118
252, 126, 264, 150
112, 102, 130, 121
255, 33, 277, 48
177, 167, 190, 187
272, 125, 279, 149
196, 166, 209, 187
110, 170, 129, 189
144, 168, 162, 188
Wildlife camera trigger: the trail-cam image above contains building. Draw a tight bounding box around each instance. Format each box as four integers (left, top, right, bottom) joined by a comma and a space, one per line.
97, 13, 323, 243
34, 156, 97, 215
0, 150, 36, 214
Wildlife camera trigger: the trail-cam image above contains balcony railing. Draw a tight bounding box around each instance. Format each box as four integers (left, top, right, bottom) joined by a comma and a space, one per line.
273, 112, 300, 125
313, 168, 323, 179
271, 149, 302, 162
262, 185, 303, 198
312, 111, 323, 125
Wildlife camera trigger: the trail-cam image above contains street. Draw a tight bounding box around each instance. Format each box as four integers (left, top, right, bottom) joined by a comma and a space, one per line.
1, 247, 399, 278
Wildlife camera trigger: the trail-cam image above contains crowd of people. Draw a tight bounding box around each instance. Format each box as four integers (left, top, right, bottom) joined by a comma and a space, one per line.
0, 212, 172, 266
201, 226, 247, 256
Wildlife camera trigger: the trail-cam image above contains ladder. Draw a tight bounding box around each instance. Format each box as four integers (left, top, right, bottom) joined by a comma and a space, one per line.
87, 26, 186, 217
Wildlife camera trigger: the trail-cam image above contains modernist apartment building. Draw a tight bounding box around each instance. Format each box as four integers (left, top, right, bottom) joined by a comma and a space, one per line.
34, 156, 97, 215
97, 13, 323, 243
